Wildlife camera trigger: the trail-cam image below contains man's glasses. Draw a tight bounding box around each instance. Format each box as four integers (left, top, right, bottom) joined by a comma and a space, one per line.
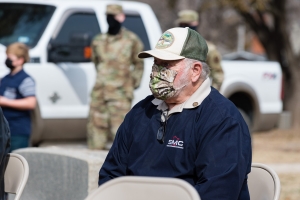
157, 111, 168, 144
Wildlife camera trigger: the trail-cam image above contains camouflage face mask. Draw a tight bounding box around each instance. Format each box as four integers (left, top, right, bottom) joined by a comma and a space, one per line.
149, 64, 178, 100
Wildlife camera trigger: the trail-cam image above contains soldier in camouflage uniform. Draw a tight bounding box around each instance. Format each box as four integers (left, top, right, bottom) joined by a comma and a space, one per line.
87, 4, 144, 150
176, 10, 224, 90
206, 41, 223, 90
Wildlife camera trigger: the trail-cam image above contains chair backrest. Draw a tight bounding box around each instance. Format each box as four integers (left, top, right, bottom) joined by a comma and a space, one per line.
85, 176, 201, 200
4, 153, 29, 200
248, 163, 281, 200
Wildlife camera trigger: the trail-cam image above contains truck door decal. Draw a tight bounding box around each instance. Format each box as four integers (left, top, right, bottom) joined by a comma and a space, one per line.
49, 92, 60, 103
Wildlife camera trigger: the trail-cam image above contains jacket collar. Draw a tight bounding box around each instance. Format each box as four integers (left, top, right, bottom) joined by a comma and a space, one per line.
152, 78, 211, 116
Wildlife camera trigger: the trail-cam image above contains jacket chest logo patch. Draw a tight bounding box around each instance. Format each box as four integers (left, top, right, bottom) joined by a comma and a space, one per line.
167, 136, 184, 149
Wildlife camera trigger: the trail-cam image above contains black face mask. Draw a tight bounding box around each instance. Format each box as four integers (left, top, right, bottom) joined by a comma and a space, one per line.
179, 23, 198, 31
188, 26, 198, 31
5, 58, 15, 70
107, 14, 121, 35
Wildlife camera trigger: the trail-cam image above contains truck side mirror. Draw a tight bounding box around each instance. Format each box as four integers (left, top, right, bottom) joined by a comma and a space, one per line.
47, 33, 92, 63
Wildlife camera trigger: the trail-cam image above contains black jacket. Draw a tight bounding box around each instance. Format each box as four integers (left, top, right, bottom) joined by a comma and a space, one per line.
0, 107, 10, 200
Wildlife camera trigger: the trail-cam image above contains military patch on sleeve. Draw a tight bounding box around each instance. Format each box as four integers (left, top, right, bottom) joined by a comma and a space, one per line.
155, 31, 174, 49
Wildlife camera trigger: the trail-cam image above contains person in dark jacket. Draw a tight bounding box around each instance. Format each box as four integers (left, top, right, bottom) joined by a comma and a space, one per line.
98, 27, 252, 200
0, 107, 10, 200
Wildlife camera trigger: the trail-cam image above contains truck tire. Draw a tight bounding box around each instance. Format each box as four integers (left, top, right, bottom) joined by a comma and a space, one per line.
238, 108, 252, 133
30, 103, 44, 146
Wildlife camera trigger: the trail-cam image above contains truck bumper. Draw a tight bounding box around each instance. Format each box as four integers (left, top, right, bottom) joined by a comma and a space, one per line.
253, 113, 280, 132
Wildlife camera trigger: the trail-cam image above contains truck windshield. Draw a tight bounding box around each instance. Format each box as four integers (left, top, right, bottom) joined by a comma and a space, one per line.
0, 3, 55, 48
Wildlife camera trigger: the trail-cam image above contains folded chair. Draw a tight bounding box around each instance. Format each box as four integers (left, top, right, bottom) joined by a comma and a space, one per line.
4, 153, 29, 200
85, 176, 201, 200
248, 163, 281, 200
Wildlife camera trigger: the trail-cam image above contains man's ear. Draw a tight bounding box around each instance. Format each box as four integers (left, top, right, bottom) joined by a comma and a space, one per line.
191, 62, 202, 82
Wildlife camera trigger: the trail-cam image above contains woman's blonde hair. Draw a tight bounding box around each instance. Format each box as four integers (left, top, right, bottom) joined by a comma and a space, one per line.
6, 42, 30, 63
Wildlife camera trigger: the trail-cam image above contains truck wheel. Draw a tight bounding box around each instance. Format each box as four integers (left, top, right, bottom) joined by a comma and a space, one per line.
238, 108, 252, 133
30, 103, 44, 146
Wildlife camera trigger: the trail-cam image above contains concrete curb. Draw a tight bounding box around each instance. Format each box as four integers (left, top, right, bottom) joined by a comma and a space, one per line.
267, 163, 300, 173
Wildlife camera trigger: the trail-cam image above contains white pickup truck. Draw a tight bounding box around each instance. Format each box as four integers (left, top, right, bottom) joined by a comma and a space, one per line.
0, 0, 282, 146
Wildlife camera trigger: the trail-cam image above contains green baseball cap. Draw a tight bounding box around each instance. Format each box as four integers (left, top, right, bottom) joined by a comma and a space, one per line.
106, 4, 123, 15
138, 27, 208, 62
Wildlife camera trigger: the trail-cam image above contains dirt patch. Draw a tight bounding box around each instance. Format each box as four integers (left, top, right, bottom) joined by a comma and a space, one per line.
252, 129, 300, 200
277, 173, 300, 200
252, 129, 300, 163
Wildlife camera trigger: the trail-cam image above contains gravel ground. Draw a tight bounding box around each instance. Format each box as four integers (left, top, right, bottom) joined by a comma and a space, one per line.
252, 128, 300, 200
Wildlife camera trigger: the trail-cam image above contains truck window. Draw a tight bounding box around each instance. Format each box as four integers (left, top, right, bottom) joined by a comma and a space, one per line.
53, 12, 101, 44
0, 3, 55, 48
123, 14, 150, 51
48, 12, 101, 63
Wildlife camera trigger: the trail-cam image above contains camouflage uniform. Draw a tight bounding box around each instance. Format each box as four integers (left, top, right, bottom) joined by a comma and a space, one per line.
176, 10, 224, 91
87, 26, 144, 150
207, 41, 224, 91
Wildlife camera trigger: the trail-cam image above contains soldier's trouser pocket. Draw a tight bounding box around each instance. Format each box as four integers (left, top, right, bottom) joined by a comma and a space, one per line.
106, 99, 131, 138
87, 109, 109, 149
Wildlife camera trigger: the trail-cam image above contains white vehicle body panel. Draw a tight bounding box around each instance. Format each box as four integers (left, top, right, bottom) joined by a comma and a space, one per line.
221, 60, 283, 114
0, 0, 159, 119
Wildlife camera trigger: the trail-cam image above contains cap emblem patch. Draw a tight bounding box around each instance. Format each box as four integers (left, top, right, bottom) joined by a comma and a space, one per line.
155, 31, 174, 49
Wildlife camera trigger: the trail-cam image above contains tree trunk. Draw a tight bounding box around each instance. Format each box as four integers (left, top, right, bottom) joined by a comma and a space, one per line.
284, 48, 300, 128
235, 0, 300, 129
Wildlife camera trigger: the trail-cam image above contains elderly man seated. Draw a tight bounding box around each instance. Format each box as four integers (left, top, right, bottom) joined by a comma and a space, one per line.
98, 27, 252, 200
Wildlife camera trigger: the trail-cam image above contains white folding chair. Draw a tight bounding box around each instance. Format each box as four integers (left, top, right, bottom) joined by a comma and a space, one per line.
248, 163, 281, 200
4, 153, 29, 200
85, 176, 201, 200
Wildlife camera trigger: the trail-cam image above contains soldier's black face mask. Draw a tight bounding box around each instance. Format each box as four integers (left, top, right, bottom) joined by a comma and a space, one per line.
179, 23, 198, 31
107, 14, 121, 35
5, 58, 15, 70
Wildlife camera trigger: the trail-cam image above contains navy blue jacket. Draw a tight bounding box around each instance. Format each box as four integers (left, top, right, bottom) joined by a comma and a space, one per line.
0, 69, 35, 136
99, 88, 252, 200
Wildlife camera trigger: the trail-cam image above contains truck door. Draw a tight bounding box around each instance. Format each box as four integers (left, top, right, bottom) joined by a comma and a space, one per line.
42, 9, 100, 119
